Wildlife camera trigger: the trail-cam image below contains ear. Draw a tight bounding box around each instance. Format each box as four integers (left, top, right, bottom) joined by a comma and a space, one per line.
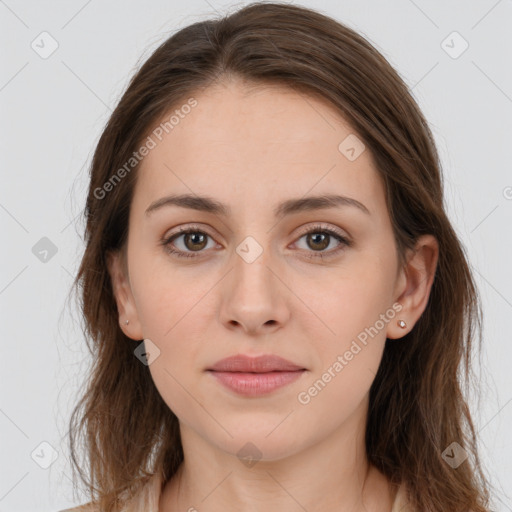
386, 234, 439, 340
106, 249, 144, 341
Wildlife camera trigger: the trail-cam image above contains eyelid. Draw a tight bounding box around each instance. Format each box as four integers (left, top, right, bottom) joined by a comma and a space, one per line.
162, 223, 220, 245
294, 223, 350, 241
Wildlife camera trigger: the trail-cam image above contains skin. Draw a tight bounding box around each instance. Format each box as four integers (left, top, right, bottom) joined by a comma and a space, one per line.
108, 77, 438, 511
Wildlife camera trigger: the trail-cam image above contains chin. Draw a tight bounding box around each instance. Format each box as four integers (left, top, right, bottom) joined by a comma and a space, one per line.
210, 428, 307, 463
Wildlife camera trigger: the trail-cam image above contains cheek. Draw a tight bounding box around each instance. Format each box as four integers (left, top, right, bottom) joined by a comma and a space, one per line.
131, 254, 206, 339
305, 255, 394, 338
302, 254, 395, 393
295, 273, 392, 424
131, 260, 216, 389
136, 270, 209, 419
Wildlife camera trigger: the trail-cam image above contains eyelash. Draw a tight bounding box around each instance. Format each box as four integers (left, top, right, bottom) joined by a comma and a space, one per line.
161, 224, 352, 260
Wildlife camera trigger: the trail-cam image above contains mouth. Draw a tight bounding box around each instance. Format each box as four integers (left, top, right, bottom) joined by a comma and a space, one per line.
206, 368, 307, 396
206, 353, 307, 396
207, 353, 306, 373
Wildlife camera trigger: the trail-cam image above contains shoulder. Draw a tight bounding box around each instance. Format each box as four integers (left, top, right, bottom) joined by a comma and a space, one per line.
58, 505, 99, 512
58, 469, 164, 512
391, 482, 414, 512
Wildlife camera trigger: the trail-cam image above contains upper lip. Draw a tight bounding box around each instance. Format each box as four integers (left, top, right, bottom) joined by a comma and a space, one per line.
207, 354, 306, 373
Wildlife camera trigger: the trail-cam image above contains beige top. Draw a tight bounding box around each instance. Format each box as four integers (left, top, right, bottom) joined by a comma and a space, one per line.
61, 469, 412, 511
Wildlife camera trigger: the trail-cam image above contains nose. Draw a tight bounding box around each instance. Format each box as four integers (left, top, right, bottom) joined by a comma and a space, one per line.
219, 246, 290, 336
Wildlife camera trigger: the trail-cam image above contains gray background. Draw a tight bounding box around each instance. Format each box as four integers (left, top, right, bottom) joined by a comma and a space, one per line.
1, 0, 511, 510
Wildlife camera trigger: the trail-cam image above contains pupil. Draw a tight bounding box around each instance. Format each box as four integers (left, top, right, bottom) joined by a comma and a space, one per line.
309, 233, 328, 250
187, 233, 206, 250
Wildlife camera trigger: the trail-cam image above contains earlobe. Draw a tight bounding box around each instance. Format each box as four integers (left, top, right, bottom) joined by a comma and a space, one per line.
387, 234, 439, 340
106, 249, 144, 341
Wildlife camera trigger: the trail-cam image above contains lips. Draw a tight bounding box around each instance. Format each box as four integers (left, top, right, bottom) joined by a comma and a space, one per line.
206, 354, 307, 396
207, 354, 306, 373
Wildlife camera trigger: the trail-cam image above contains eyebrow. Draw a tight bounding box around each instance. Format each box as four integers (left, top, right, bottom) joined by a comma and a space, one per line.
144, 193, 370, 218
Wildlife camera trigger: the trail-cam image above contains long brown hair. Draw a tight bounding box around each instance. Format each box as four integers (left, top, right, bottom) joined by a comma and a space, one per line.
68, 2, 493, 510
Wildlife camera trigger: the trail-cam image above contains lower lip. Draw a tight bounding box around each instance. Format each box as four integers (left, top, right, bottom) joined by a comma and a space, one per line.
207, 370, 305, 396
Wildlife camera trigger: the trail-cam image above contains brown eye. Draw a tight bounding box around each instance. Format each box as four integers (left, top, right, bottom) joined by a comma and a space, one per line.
182, 232, 208, 251
294, 225, 351, 260
305, 232, 330, 251
162, 224, 351, 260
162, 227, 215, 259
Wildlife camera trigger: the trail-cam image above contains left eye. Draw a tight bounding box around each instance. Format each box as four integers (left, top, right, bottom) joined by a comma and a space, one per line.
161, 225, 351, 260
293, 229, 349, 257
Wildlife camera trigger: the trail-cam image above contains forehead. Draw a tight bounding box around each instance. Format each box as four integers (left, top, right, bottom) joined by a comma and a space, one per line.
133, 79, 386, 219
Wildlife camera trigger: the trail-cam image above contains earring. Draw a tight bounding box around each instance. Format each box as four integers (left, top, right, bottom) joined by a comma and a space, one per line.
397, 319, 407, 329
125, 319, 129, 325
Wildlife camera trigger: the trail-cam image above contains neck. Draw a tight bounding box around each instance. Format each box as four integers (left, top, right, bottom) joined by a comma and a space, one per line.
159, 398, 395, 512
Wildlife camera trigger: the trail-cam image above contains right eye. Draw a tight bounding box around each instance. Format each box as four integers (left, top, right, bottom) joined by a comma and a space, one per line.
161, 226, 217, 259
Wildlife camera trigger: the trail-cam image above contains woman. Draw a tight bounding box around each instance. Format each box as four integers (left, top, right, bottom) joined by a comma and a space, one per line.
64, 2, 493, 511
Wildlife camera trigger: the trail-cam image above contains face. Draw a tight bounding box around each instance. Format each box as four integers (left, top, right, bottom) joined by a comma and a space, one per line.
108, 78, 425, 462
